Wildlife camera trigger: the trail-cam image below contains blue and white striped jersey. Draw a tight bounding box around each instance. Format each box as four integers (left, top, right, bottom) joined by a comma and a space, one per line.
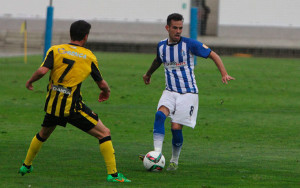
156, 36, 211, 94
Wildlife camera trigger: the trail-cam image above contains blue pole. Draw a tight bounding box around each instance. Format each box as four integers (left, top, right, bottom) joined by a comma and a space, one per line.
190, 7, 198, 65
190, 7, 198, 39
43, 5, 54, 59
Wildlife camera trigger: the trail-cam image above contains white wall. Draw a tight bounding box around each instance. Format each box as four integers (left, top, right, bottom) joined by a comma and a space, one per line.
219, 0, 300, 27
1, 0, 300, 27
0, 0, 190, 23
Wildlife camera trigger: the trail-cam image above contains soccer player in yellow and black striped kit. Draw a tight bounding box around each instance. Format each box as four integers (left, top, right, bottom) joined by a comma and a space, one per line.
18, 20, 131, 183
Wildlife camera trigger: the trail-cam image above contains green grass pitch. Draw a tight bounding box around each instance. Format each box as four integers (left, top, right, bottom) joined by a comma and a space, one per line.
0, 52, 299, 187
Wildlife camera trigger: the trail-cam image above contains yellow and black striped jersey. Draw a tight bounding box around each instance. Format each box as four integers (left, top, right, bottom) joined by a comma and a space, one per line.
41, 43, 103, 117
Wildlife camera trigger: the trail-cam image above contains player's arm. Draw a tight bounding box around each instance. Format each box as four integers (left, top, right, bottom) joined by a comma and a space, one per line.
26, 50, 53, 90
90, 61, 110, 102
96, 79, 111, 102
143, 57, 162, 85
209, 51, 235, 84
26, 67, 50, 90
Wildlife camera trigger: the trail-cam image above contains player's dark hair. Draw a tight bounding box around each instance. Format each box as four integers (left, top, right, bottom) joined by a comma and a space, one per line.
70, 20, 91, 41
167, 13, 184, 26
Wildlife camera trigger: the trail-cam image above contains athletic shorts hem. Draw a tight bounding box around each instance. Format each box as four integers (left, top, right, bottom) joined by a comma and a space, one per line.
41, 103, 99, 132
171, 120, 196, 129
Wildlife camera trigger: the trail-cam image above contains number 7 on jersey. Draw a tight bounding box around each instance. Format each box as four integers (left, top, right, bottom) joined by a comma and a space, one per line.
58, 58, 75, 83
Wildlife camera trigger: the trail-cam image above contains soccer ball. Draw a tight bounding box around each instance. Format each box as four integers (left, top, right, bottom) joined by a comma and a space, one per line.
143, 151, 165, 171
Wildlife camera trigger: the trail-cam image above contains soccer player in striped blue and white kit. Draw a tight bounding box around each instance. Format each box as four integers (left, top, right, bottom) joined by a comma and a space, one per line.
142, 13, 235, 171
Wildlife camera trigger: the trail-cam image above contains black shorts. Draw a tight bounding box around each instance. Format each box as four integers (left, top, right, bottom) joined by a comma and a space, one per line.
41, 103, 99, 132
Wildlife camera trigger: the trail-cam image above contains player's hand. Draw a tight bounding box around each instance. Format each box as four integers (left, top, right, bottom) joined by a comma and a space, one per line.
222, 75, 235, 84
26, 81, 34, 90
98, 90, 110, 102
143, 74, 151, 85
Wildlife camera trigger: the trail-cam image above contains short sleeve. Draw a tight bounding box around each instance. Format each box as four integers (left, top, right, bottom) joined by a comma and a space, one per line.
41, 50, 54, 69
91, 62, 103, 82
156, 44, 162, 63
189, 39, 211, 58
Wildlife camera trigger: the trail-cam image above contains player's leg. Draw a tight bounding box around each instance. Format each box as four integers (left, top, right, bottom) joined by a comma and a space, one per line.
19, 114, 58, 176
167, 93, 198, 171
69, 104, 130, 182
23, 126, 56, 166
87, 119, 117, 174
138, 105, 169, 161
153, 90, 175, 153
167, 123, 183, 171
88, 120, 131, 182
153, 105, 169, 152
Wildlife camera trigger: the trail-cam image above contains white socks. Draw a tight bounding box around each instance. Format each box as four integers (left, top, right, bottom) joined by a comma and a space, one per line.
153, 133, 164, 152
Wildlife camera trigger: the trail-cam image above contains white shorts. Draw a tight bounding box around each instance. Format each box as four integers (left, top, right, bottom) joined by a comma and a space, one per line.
157, 90, 198, 128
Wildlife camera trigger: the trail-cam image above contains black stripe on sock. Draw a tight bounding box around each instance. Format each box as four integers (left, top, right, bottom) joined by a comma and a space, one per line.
36, 133, 46, 142
110, 172, 118, 177
23, 163, 31, 168
99, 136, 111, 144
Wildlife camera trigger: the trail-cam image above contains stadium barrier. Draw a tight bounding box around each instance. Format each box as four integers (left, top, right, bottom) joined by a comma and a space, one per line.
1, 18, 300, 57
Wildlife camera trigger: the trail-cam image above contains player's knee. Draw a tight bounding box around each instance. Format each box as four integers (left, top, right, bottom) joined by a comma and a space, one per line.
97, 127, 111, 140
157, 105, 169, 116
89, 124, 111, 140
103, 127, 111, 136
39, 127, 55, 140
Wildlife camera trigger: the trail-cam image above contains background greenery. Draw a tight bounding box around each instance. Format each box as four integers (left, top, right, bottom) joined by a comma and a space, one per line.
0, 52, 299, 187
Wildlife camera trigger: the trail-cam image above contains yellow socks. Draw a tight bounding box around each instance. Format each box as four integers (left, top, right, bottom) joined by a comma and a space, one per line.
23, 134, 117, 175
99, 136, 117, 175
24, 134, 45, 166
